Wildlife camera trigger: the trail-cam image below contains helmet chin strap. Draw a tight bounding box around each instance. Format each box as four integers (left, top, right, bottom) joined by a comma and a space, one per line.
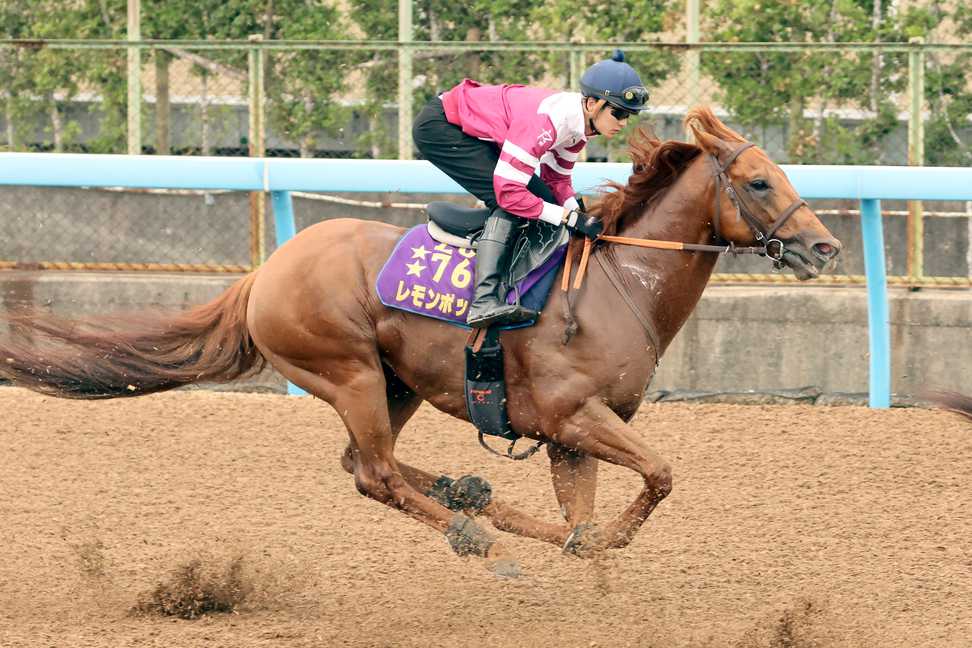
584, 98, 607, 136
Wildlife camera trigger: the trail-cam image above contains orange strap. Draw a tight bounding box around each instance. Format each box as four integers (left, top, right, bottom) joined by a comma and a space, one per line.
598, 235, 685, 250
564, 236, 681, 293
561, 237, 594, 291
561, 238, 574, 292
466, 327, 488, 353
573, 238, 592, 289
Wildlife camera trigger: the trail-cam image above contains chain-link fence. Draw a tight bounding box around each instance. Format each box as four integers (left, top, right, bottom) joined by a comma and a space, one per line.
3, 41, 967, 162
0, 185, 254, 272
0, 40, 970, 281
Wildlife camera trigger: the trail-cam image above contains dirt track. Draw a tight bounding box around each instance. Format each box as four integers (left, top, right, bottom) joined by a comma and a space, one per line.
0, 387, 969, 647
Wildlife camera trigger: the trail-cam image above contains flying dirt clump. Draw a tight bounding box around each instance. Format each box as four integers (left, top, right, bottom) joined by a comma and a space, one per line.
132, 556, 252, 620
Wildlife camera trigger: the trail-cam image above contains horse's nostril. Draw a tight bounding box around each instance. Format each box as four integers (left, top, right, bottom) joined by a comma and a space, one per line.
813, 242, 836, 259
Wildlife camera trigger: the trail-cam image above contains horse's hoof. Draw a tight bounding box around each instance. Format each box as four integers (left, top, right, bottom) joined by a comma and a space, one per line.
427, 474, 492, 514
562, 522, 604, 558
450, 475, 492, 513
445, 513, 495, 557
487, 557, 523, 579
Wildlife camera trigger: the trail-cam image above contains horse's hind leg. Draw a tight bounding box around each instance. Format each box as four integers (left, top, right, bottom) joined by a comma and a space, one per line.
341, 366, 423, 477
341, 368, 570, 547
283, 354, 520, 573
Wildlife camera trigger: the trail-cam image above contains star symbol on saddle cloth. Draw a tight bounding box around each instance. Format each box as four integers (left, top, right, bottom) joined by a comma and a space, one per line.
405, 260, 427, 277
410, 245, 430, 259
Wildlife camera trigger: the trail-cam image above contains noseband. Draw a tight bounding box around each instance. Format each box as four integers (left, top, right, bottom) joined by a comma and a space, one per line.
598, 141, 807, 264
567, 141, 810, 352
710, 142, 807, 264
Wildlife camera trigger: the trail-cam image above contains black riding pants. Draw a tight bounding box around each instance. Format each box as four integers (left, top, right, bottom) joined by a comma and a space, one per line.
412, 97, 557, 212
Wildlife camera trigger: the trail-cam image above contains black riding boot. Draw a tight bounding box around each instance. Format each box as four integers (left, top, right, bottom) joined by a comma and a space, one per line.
466, 209, 539, 329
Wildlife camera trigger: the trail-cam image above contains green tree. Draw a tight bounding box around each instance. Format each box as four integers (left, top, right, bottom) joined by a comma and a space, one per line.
349, 0, 550, 157
144, 0, 353, 158
703, 0, 917, 164
348, 0, 679, 159
529, 0, 678, 160
0, 0, 127, 152
922, 3, 972, 166
263, 0, 355, 158
143, 0, 261, 155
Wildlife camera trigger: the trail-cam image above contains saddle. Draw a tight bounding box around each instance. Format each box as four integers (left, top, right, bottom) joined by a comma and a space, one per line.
375, 202, 570, 459
426, 202, 569, 287
376, 204, 568, 329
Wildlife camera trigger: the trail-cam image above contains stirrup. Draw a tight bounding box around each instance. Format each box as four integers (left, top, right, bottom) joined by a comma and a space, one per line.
467, 303, 538, 329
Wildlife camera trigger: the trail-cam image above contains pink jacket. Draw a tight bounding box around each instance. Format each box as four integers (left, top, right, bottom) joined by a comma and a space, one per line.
441, 79, 587, 222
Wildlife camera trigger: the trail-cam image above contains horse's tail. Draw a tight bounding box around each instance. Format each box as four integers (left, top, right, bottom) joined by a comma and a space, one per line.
925, 390, 972, 422
0, 273, 265, 399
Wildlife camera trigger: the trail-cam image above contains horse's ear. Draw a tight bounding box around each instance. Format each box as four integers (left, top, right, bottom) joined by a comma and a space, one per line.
691, 128, 735, 160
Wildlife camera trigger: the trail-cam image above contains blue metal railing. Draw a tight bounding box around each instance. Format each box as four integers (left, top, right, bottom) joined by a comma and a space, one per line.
4, 153, 972, 406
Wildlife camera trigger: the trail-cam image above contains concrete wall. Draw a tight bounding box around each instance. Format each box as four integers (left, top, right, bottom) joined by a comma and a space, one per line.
653, 285, 972, 396
2, 271, 969, 398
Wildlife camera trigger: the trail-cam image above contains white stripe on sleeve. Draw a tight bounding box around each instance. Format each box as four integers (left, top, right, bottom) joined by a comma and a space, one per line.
541, 152, 571, 176
501, 140, 541, 169
558, 148, 580, 162
494, 159, 533, 185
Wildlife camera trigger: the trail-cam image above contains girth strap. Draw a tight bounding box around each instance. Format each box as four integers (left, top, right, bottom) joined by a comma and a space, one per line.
464, 326, 544, 461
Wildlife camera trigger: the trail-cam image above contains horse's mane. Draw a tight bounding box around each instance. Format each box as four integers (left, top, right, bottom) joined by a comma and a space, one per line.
590, 107, 747, 237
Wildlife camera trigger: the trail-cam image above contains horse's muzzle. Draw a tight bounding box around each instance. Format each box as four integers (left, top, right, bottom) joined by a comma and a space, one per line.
783, 234, 842, 280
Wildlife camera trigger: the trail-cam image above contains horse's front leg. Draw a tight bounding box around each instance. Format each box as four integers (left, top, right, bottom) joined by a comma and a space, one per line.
551, 399, 672, 553
547, 442, 601, 554
548, 442, 598, 524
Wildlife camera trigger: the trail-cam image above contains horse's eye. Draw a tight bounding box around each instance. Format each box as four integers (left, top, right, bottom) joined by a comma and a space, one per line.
749, 179, 770, 192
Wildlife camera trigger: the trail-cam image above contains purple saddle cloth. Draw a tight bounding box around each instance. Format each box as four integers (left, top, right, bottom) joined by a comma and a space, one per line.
376, 225, 566, 329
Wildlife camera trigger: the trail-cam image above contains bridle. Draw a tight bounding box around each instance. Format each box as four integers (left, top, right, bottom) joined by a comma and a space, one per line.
564, 141, 809, 356
708, 142, 806, 265
599, 141, 806, 265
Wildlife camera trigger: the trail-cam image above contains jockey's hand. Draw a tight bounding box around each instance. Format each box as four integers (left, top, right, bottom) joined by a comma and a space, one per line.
563, 209, 603, 239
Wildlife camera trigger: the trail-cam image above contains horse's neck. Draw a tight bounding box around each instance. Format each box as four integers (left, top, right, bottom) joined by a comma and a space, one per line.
609, 157, 720, 349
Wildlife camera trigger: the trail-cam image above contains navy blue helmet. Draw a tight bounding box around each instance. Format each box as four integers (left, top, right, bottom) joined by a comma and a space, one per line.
579, 49, 649, 113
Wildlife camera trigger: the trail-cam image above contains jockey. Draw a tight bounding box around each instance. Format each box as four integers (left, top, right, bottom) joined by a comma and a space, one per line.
413, 49, 649, 329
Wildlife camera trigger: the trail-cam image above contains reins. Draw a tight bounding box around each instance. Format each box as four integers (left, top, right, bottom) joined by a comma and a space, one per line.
562, 141, 807, 348
569, 141, 809, 276
482, 141, 809, 460
597, 142, 805, 260
597, 233, 761, 255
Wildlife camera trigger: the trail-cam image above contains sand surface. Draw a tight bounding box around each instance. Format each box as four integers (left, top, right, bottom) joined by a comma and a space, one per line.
1, 388, 969, 647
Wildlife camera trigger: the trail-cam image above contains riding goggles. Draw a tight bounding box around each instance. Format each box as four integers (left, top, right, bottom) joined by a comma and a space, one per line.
604, 85, 650, 110
610, 106, 637, 121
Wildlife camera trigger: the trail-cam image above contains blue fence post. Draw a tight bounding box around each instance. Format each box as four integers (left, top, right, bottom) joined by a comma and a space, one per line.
860, 198, 891, 408
270, 190, 308, 397
271, 190, 296, 246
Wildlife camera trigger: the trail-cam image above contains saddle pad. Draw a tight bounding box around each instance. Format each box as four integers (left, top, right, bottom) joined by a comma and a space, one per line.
376, 225, 565, 328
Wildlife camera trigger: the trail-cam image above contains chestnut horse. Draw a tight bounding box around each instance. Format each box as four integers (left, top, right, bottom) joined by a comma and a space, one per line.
0, 108, 840, 576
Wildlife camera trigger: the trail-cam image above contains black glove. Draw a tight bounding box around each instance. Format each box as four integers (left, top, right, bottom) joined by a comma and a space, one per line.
563, 209, 603, 239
